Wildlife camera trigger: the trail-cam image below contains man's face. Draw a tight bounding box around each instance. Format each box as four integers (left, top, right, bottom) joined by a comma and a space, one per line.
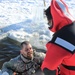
45, 15, 52, 28
47, 19, 52, 28
21, 44, 33, 59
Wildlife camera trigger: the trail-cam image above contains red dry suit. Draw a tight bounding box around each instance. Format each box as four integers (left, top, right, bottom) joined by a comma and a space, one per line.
41, 0, 75, 75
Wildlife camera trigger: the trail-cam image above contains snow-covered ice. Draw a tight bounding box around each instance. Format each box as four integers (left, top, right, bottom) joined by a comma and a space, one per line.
0, 0, 75, 50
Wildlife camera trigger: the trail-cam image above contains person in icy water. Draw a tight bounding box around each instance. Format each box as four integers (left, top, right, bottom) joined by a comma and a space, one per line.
41, 0, 75, 75
1, 41, 45, 75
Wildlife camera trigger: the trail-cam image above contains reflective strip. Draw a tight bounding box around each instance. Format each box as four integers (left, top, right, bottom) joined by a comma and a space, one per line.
55, 37, 75, 51
56, 0, 74, 21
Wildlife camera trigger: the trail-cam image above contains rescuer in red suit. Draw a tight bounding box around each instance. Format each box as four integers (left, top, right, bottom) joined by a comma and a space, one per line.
41, 0, 75, 75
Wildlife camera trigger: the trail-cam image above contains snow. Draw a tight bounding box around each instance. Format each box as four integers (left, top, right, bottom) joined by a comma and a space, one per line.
0, 0, 75, 50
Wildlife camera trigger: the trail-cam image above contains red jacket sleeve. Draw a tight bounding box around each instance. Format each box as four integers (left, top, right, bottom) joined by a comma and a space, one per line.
41, 43, 72, 71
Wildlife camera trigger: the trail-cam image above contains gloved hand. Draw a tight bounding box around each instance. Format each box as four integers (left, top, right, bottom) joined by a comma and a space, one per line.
2, 72, 9, 75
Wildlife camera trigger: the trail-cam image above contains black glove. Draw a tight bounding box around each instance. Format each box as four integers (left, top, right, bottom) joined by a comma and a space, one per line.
43, 68, 56, 75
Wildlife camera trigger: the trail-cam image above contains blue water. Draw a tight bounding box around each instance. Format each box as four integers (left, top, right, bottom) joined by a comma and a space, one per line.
0, 38, 20, 69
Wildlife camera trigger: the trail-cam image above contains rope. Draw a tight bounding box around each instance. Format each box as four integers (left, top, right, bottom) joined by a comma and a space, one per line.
43, 0, 46, 7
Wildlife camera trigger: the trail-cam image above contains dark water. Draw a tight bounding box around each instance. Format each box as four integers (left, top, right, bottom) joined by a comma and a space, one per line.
0, 38, 20, 69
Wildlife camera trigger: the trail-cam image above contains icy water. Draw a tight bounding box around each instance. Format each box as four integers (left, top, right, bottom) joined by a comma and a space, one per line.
0, 38, 20, 69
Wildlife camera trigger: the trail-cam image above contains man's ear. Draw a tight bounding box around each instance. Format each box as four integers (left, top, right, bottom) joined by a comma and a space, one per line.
20, 50, 23, 54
